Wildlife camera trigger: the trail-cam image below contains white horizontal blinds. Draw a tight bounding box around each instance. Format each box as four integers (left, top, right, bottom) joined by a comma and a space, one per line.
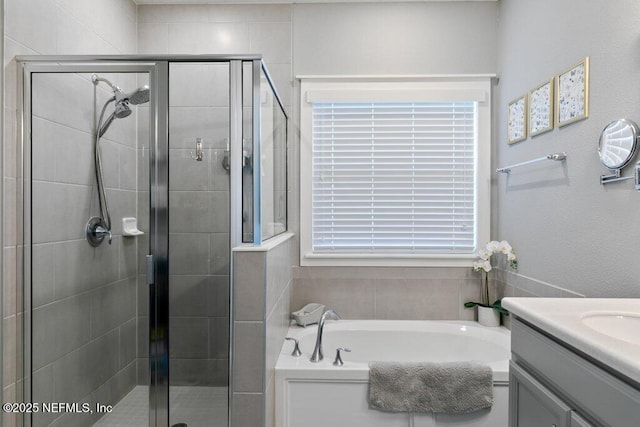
311, 101, 476, 253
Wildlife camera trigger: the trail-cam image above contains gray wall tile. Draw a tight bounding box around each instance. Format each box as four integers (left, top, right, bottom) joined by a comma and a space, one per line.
32, 294, 91, 370
169, 233, 210, 275
32, 244, 55, 308
169, 317, 209, 359
169, 108, 229, 150
209, 317, 229, 359
31, 182, 92, 243
293, 278, 375, 319
91, 278, 136, 338
233, 321, 264, 392
53, 329, 120, 403
375, 279, 459, 320
170, 275, 211, 317
232, 393, 264, 427
54, 239, 120, 300
210, 233, 230, 275
233, 252, 265, 321
120, 318, 137, 369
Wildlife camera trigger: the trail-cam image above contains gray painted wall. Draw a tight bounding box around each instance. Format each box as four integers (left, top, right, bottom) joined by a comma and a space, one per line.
495, 0, 640, 298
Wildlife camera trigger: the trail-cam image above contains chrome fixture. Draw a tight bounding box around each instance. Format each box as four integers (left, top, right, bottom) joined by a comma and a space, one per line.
598, 119, 640, 186
85, 216, 112, 247
496, 152, 567, 174
333, 347, 351, 366
285, 337, 302, 357
87, 74, 150, 246
191, 138, 204, 161
310, 309, 340, 362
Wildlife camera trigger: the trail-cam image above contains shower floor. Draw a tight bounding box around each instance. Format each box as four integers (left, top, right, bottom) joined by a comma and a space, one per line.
93, 385, 228, 427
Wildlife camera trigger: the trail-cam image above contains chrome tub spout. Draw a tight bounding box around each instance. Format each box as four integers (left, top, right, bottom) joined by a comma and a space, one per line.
310, 309, 340, 362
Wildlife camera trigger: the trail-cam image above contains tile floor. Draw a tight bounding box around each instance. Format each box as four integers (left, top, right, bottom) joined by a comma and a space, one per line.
94, 385, 228, 427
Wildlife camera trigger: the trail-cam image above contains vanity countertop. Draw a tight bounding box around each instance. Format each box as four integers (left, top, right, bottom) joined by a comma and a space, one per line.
502, 297, 640, 386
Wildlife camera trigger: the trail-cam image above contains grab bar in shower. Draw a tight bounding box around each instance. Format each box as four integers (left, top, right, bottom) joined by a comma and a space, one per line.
496, 152, 567, 174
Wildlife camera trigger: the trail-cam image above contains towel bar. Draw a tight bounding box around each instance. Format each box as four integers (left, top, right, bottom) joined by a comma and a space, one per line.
496, 152, 567, 174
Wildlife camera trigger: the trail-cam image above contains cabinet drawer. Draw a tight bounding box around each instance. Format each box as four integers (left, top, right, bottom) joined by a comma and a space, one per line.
512, 319, 640, 427
510, 361, 571, 427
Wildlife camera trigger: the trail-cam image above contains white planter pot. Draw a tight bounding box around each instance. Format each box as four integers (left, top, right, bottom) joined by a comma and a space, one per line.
477, 306, 500, 327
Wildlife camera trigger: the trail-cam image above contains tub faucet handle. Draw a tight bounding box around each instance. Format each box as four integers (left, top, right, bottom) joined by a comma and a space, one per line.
333, 348, 351, 366
285, 337, 302, 357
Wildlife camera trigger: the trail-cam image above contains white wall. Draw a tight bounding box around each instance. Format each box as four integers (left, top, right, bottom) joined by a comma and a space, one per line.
495, 0, 640, 298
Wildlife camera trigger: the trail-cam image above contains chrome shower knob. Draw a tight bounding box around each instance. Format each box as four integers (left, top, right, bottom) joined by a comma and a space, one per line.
285, 337, 302, 357
333, 348, 351, 366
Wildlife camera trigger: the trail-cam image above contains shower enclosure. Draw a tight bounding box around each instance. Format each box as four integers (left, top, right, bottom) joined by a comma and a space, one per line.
16, 56, 287, 427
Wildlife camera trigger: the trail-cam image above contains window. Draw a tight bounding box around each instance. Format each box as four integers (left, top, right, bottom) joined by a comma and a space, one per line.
299, 78, 492, 267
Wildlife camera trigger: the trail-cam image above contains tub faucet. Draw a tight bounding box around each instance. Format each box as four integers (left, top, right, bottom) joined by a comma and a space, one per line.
310, 309, 340, 362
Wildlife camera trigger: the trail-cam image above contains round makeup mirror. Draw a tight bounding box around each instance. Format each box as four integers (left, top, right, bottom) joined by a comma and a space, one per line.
598, 119, 639, 170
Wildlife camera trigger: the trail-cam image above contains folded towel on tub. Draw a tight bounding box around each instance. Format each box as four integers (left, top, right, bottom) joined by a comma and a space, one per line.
368, 361, 493, 414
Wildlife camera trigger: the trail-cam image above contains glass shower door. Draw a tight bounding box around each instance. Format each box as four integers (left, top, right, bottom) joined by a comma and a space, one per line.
26, 65, 155, 427
166, 61, 231, 427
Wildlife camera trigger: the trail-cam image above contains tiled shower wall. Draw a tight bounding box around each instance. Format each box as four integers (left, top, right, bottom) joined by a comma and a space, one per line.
168, 62, 231, 386
3, 1, 137, 426
232, 234, 294, 427
30, 72, 139, 427
136, 2, 294, 391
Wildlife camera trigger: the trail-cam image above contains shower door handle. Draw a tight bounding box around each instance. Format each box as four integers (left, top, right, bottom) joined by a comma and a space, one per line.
145, 255, 154, 285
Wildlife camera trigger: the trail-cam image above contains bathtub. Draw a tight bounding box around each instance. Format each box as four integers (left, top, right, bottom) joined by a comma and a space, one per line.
275, 320, 510, 427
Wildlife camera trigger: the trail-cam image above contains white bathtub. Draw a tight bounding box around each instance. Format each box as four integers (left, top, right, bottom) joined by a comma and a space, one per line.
275, 320, 510, 427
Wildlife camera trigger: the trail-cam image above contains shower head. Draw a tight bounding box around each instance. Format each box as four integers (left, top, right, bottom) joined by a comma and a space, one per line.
116, 85, 150, 106
93, 75, 149, 137
126, 86, 150, 105
114, 100, 132, 118
98, 98, 132, 137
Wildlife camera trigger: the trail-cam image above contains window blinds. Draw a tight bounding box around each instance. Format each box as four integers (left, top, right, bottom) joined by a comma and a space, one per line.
311, 102, 476, 254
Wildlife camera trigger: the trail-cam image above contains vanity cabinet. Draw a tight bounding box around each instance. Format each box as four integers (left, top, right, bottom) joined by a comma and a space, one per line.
509, 361, 573, 427
509, 318, 640, 427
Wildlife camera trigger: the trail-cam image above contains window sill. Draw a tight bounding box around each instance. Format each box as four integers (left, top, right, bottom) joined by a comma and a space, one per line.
300, 252, 475, 267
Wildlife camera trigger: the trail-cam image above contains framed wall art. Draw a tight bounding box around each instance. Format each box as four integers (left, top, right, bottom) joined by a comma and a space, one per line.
507, 94, 527, 144
529, 78, 554, 137
557, 57, 589, 127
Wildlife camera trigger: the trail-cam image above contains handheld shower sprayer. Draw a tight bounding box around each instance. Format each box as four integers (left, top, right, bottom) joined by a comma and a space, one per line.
86, 74, 150, 247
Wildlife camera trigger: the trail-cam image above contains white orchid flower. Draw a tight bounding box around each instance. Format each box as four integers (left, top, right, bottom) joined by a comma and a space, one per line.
478, 248, 492, 260
473, 261, 481, 271
480, 260, 492, 272
507, 251, 517, 261
500, 240, 512, 254
485, 240, 501, 253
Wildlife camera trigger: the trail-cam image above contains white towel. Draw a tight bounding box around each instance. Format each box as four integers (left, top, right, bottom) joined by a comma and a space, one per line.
368, 361, 493, 414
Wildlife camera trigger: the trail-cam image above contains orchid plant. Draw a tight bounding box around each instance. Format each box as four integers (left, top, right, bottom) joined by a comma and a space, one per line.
464, 240, 517, 316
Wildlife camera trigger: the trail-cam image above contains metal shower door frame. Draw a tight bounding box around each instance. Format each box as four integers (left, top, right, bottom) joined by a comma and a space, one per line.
17, 54, 282, 427
17, 60, 165, 427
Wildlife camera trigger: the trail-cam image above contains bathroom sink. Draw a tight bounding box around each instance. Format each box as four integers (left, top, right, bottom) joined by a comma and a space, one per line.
581, 314, 640, 345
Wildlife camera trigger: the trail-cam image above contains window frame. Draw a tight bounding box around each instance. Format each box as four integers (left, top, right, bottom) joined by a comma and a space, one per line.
299, 76, 492, 267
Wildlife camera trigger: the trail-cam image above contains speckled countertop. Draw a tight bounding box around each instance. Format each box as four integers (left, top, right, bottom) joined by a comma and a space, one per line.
502, 297, 640, 385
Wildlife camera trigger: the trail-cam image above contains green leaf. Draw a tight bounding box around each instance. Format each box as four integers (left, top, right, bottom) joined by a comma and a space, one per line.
464, 301, 478, 308
491, 299, 510, 316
